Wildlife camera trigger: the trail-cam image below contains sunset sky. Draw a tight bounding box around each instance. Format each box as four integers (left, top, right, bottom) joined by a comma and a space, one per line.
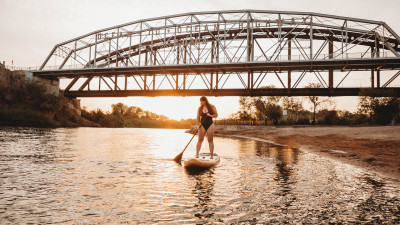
1, 0, 399, 120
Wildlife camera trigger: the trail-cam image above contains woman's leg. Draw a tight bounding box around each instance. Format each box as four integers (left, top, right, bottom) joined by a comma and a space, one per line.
196, 127, 206, 157
206, 124, 215, 159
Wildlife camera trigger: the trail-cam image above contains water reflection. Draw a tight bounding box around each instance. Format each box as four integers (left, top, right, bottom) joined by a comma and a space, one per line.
239, 138, 300, 196
0, 127, 399, 224
186, 168, 216, 221
272, 145, 299, 196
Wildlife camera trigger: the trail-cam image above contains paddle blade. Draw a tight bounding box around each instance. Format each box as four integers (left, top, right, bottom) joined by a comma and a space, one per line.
173, 151, 184, 163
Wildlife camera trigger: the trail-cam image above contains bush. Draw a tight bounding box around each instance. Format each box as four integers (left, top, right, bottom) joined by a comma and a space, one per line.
99, 114, 125, 127
81, 108, 105, 123
0, 107, 54, 127
39, 94, 62, 112
319, 110, 339, 125
372, 98, 399, 125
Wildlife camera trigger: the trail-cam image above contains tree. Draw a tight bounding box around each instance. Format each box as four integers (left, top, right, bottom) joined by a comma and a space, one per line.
319, 109, 340, 125
111, 103, 128, 115
358, 95, 400, 125
252, 97, 267, 120
234, 86, 284, 123
305, 83, 333, 125
282, 97, 304, 124
125, 106, 143, 118
39, 94, 62, 112
237, 96, 255, 119
92, 108, 105, 123
265, 103, 282, 125
250, 86, 282, 122
158, 115, 169, 121
229, 110, 253, 120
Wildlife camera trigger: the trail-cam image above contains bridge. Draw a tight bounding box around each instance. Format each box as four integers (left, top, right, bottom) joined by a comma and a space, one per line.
31, 10, 400, 97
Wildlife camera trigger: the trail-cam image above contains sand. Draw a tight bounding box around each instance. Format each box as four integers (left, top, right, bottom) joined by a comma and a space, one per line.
214, 126, 400, 180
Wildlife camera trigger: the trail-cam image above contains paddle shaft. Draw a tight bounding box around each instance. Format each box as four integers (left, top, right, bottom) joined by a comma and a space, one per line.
181, 117, 206, 154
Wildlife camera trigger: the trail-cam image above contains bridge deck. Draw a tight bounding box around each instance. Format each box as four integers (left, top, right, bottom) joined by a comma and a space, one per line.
33, 58, 400, 78
62, 88, 400, 98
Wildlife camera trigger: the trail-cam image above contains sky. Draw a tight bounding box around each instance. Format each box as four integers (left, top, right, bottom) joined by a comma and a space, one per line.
1, 0, 399, 120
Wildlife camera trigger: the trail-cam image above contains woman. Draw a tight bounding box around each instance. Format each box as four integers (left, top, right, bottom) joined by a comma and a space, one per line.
196, 96, 218, 159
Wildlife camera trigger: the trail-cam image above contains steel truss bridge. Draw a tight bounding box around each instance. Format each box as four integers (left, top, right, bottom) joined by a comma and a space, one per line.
32, 10, 400, 97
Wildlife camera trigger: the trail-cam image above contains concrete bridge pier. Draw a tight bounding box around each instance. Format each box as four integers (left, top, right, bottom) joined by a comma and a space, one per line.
24, 71, 59, 96
25, 71, 82, 116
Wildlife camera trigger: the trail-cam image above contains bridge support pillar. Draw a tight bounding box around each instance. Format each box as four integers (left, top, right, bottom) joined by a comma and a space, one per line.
24, 71, 59, 96
288, 37, 291, 95
114, 75, 117, 90
375, 39, 381, 88
125, 75, 128, 90
144, 75, 147, 90
371, 70, 374, 88
377, 70, 380, 88
371, 47, 375, 88
183, 74, 186, 90
216, 72, 219, 90
329, 35, 334, 93
248, 71, 253, 89
175, 74, 178, 90
153, 74, 156, 90
211, 72, 213, 90
329, 70, 333, 89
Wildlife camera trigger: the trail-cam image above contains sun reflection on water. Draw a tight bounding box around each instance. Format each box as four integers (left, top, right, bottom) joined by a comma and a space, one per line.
0, 127, 399, 224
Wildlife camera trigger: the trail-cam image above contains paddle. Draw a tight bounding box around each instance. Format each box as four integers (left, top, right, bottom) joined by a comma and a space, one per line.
173, 117, 206, 163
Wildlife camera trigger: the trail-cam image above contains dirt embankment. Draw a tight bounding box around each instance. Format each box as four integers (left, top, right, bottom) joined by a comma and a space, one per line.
214, 126, 400, 180
0, 63, 99, 127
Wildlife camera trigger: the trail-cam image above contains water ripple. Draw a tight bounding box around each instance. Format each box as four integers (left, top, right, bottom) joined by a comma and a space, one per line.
0, 127, 399, 224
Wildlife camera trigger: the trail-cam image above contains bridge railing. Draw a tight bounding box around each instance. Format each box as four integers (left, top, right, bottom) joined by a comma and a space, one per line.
3, 65, 35, 72
22, 51, 399, 71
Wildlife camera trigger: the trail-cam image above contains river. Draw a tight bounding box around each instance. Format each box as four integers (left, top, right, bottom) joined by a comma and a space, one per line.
0, 127, 399, 224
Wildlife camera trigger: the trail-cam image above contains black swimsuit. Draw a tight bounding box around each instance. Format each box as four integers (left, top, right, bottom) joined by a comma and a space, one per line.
201, 109, 213, 131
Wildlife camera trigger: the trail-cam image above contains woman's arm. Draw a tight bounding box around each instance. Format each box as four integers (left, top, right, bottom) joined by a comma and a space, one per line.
197, 109, 201, 126
207, 105, 218, 118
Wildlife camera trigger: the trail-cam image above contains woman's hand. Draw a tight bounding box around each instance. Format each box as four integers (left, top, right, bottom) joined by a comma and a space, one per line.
206, 113, 213, 118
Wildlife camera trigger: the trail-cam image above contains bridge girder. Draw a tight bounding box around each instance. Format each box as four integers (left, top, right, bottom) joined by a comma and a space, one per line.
63, 88, 400, 98
35, 10, 400, 97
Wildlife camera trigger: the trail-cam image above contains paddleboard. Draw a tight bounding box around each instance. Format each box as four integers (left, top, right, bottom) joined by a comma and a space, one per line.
184, 153, 220, 169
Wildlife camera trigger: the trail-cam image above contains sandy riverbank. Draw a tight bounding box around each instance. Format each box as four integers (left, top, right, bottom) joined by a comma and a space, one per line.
214, 126, 400, 180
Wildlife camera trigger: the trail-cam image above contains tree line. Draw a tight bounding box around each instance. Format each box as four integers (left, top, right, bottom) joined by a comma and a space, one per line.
81, 103, 195, 128
229, 84, 400, 126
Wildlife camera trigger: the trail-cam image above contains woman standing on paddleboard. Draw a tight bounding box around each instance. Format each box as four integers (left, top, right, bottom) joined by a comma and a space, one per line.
196, 96, 218, 159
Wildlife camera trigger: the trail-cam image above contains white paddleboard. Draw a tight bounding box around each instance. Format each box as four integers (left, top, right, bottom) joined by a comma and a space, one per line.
184, 153, 220, 169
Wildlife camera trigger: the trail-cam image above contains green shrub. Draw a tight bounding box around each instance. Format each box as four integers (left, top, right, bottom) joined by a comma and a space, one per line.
0, 107, 54, 127
99, 114, 125, 127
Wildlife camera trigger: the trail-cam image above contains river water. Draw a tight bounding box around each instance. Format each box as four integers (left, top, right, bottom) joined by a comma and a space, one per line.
0, 127, 399, 224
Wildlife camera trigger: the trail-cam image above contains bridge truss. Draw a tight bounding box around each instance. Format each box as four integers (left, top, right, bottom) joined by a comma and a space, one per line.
33, 10, 400, 97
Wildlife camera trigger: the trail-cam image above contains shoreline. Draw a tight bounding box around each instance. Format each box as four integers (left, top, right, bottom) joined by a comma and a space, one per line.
214, 126, 400, 180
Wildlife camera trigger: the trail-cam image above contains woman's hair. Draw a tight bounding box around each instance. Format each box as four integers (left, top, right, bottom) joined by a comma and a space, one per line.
198, 96, 215, 115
